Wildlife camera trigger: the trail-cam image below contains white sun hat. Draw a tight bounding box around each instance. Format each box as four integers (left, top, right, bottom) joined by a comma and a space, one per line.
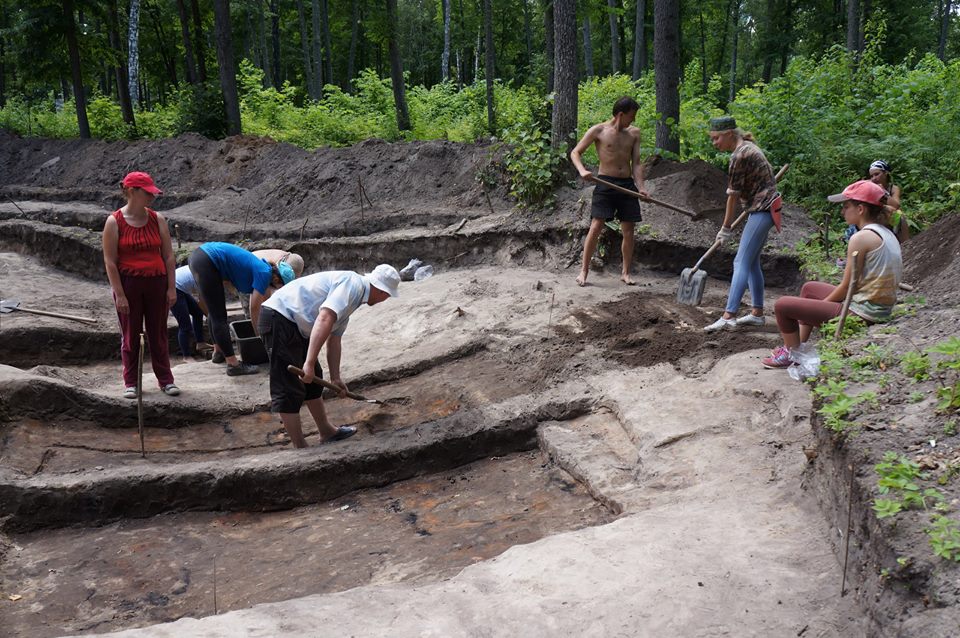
365, 264, 401, 298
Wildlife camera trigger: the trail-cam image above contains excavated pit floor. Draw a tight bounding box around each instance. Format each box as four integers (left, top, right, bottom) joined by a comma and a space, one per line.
2, 451, 612, 637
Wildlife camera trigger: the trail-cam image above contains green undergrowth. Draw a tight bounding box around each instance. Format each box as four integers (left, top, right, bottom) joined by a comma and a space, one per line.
811, 297, 960, 564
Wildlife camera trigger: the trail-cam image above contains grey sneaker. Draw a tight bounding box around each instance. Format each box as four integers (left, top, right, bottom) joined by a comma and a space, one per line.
735, 314, 766, 327
703, 317, 737, 332
123, 386, 138, 399
226, 363, 259, 376
162, 383, 181, 396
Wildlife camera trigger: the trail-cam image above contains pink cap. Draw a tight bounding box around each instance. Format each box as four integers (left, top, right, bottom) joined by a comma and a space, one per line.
122, 171, 162, 195
827, 179, 885, 206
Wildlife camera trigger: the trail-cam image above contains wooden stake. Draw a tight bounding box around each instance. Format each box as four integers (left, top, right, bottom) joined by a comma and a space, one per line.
548, 290, 556, 326
174, 223, 181, 250
213, 554, 218, 614
299, 214, 309, 241
137, 333, 146, 458
834, 250, 860, 339
841, 463, 855, 596
483, 189, 496, 216
5, 194, 26, 214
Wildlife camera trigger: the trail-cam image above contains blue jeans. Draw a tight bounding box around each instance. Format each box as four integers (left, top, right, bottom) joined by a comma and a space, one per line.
725, 211, 774, 314
170, 290, 206, 356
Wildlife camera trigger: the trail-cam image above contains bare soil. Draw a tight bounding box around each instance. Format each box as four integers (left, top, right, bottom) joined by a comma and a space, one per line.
1, 131, 959, 636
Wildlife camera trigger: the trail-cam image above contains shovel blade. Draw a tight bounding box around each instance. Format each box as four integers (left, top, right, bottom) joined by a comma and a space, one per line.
0, 298, 21, 313
676, 269, 708, 306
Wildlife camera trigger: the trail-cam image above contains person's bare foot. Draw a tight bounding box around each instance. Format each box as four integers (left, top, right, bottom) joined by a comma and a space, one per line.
576, 272, 589, 287
621, 274, 636, 286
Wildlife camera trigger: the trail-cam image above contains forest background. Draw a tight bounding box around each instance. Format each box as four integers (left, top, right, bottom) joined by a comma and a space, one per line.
0, 0, 958, 245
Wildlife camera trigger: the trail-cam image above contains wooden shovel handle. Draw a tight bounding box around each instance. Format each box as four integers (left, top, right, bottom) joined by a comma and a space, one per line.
287, 365, 369, 401
588, 176, 696, 218
14, 306, 99, 324
689, 164, 789, 275
834, 251, 860, 339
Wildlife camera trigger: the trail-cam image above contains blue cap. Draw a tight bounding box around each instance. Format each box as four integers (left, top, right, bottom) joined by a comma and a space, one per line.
277, 261, 295, 285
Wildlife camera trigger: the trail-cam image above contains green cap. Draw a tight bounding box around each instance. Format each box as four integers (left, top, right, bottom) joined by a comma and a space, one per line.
709, 116, 737, 131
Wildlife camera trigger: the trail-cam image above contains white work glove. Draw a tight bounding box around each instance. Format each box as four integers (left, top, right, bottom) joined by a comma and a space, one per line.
716, 226, 733, 243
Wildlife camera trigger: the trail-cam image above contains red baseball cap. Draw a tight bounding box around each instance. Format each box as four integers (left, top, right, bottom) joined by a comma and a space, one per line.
827, 179, 885, 206
122, 171, 162, 195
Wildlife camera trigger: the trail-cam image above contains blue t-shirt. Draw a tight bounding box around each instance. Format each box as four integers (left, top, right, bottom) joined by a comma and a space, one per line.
199, 242, 273, 294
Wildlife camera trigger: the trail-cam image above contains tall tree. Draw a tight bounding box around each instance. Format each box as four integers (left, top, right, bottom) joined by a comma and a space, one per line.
544, 0, 555, 92
190, 0, 208, 81
483, 0, 495, 132
311, 0, 324, 89
653, 0, 679, 154
385, 0, 410, 131
632, 0, 646, 78
583, 16, 594, 78
128, 0, 141, 108
938, 0, 952, 60
552, 0, 576, 149
728, 0, 740, 102
522, 0, 533, 73
442, 0, 451, 81
62, 0, 90, 138
347, 0, 360, 90
271, 0, 281, 87
846, 0, 859, 53
321, 0, 333, 87
108, 0, 136, 127
295, 0, 318, 98
175, 0, 198, 84
212, 0, 241, 135
607, 0, 621, 73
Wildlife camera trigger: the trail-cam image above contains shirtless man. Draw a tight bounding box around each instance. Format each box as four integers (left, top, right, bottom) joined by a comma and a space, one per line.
570, 96, 648, 286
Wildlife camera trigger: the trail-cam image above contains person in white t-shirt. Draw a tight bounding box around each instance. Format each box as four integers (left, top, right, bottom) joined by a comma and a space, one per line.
258, 264, 401, 448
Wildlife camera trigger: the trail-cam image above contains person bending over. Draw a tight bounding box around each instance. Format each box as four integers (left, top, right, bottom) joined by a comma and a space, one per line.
187, 242, 296, 376
258, 264, 400, 448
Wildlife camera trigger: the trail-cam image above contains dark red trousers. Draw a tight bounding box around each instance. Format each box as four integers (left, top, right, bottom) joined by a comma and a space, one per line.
116, 273, 174, 388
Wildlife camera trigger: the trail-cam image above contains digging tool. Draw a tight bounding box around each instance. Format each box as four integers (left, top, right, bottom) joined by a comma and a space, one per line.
0, 298, 98, 324
588, 175, 698, 219
287, 365, 411, 406
676, 164, 790, 306
834, 251, 860, 339
137, 334, 146, 459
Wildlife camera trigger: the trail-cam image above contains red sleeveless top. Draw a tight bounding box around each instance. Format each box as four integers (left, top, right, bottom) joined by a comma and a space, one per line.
112, 209, 166, 276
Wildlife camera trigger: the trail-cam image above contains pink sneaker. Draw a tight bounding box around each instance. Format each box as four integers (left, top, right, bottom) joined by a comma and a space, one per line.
762, 346, 793, 369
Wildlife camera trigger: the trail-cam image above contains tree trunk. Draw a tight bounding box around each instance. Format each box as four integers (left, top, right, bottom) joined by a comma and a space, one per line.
147, 2, 177, 86
63, 0, 90, 138
108, 0, 136, 127
582, 17, 594, 78
653, 0, 679, 154
442, 0, 451, 81
858, 0, 871, 53
190, 0, 208, 81
728, 0, 740, 103
175, 0, 197, 84
552, 0, 576, 150
938, 0, 952, 60
311, 0, 324, 89
271, 0, 281, 87
257, 1, 272, 87
348, 0, 360, 90
522, 0, 533, 72
632, 0, 646, 78
128, 0, 141, 108
296, 0, 317, 98
212, 0, 242, 135
780, 0, 792, 74
483, 0, 495, 133
544, 0, 554, 93
761, 0, 774, 83
698, 4, 707, 92
321, 0, 333, 88
607, 0, 621, 74
846, 0, 859, 53
385, 0, 410, 131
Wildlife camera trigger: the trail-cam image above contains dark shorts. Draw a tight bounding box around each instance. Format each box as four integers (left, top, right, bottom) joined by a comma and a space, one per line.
591, 175, 643, 222
258, 307, 323, 413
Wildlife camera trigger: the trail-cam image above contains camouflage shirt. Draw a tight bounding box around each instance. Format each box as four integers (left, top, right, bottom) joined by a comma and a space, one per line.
727, 141, 777, 213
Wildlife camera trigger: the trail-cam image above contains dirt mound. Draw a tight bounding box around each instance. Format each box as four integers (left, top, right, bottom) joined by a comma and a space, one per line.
902, 211, 960, 305
0, 133, 308, 196
646, 157, 729, 215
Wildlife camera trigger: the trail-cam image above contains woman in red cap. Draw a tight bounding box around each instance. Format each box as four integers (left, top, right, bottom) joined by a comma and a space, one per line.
102, 171, 180, 398
762, 179, 902, 368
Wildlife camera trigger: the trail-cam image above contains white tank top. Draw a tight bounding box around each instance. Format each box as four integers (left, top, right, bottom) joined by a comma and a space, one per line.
850, 223, 902, 322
